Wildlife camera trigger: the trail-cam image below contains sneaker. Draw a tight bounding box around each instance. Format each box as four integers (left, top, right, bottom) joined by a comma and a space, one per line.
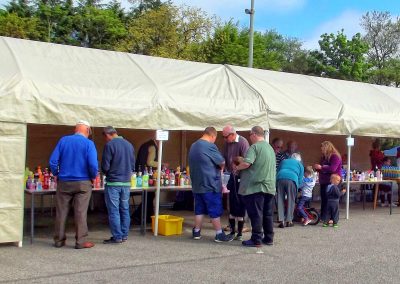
234, 234, 243, 241
262, 239, 273, 246
322, 223, 329, 228
333, 223, 338, 228
103, 237, 123, 244
278, 222, 285, 228
391, 203, 397, 207
192, 228, 201, 240
122, 237, 128, 242
214, 232, 234, 243
303, 219, 312, 226
75, 242, 95, 249
286, 222, 294, 227
242, 239, 262, 247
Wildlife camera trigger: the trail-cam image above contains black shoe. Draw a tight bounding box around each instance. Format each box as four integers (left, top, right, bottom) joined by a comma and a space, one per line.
262, 239, 273, 246
278, 222, 285, 228
192, 228, 201, 240
286, 222, 294, 227
103, 237, 123, 244
242, 239, 262, 247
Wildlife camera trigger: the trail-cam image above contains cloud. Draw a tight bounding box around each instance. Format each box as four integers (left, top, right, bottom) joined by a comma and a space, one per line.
303, 9, 364, 50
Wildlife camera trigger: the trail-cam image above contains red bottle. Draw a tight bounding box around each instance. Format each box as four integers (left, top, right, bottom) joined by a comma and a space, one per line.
43, 168, 50, 190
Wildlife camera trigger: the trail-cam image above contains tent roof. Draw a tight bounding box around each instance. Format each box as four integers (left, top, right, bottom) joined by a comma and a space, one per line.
229, 65, 400, 137
1, 36, 400, 137
0, 36, 268, 130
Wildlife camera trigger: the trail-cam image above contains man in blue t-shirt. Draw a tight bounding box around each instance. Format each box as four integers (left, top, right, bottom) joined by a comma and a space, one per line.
189, 127, 234, 243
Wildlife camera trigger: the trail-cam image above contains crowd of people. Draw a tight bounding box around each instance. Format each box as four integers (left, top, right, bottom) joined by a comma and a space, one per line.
48, 120, 396, 249
188, 125, 348, 247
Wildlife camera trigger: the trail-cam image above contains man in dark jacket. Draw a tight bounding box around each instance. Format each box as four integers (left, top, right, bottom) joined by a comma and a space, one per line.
101, 126, 135, 244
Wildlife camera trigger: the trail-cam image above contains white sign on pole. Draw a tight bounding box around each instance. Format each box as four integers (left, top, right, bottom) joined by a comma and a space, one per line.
346, 137, 355, 147
156, 130, 169, 141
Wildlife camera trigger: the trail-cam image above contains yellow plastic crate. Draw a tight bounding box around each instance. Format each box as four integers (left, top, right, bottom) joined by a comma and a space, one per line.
151, 215, 184, 236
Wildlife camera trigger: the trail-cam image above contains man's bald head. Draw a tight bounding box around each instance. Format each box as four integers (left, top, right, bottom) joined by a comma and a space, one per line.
222, 125, 237, 143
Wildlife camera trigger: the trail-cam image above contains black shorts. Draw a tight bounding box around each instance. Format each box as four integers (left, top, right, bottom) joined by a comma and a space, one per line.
227, 174, 246, 217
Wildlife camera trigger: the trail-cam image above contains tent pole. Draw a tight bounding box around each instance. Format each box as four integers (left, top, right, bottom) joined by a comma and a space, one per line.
154, 140, 163, 236
346, 135, 352, 219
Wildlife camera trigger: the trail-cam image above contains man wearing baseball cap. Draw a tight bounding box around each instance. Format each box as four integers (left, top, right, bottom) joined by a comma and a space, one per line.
49, 120, 98, 249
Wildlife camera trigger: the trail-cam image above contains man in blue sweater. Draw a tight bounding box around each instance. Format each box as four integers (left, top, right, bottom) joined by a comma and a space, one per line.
49, 120, 98, 249
101, 126, 135, 244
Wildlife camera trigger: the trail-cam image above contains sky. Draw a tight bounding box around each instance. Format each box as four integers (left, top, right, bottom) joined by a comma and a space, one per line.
1, 0, 399, 49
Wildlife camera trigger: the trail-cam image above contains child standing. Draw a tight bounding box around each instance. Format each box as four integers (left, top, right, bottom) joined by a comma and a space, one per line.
323, 174, 345, 228
298, 166, 316, 226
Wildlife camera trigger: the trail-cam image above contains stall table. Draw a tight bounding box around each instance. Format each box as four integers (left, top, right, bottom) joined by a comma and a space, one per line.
25, 185, 192, 244
347, 180, 397, 214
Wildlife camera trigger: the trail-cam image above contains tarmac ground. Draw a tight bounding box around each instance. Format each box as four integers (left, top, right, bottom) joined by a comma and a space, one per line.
1, 202, 400, 284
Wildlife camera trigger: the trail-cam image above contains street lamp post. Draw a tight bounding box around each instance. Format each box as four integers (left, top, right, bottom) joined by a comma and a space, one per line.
245, 0, 255, 68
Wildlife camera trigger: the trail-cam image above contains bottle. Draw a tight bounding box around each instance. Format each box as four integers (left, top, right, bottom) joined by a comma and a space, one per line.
26, 176, 32, 190
49, 176, 55, 190
175, 166, 181, 185
180, 175, 185, 187
143, 172, 149, 188
170, 172, 175, 186
137, 171, 143, 187
36, 180, 42, 191
43, 168, 50, 190
160, 173, 164, 186
37, 166, 44, 183
131, 172, 137, 188
95, 173, 101, 189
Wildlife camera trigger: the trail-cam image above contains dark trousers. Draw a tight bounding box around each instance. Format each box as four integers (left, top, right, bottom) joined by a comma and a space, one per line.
242, 192, 274, 244
326, 200, 339, 224
320, 184, 329, 221
54, 180, 92, 245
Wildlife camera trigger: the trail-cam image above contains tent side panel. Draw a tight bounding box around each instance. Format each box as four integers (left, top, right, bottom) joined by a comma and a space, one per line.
0, 122, 26, 244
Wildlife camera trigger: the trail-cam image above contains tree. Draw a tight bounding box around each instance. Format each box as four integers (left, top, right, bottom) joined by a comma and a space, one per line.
116, 4, 178, 56
73, 0, 127, 49
0, 12, 41, 39
361, 11, 400, 70
311, 30, 370, 81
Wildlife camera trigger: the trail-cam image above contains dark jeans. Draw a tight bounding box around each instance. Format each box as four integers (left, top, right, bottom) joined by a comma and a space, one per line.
242, 192, 274, 244
326, 200, 339, 224
320, 184, 329, 221
297, 196, 312, 220
104, 185, 131, 240
54, 180, 92, 245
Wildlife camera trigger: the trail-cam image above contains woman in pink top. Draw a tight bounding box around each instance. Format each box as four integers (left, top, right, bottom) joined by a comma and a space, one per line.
314, 141, 342, 223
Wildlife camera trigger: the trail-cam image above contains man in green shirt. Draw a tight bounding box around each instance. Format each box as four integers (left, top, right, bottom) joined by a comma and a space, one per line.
234, 126, 276, 247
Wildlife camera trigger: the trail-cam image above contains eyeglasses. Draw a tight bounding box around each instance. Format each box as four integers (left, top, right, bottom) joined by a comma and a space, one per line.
223, 133, 233, 139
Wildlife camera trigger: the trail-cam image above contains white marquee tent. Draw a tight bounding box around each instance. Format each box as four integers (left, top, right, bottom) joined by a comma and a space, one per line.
1, 36, 400, 245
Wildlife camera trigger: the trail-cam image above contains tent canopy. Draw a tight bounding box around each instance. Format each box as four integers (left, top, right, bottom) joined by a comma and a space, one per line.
228, 65, 400, 137
1, 36, 400, 137
0, 36, 268, 130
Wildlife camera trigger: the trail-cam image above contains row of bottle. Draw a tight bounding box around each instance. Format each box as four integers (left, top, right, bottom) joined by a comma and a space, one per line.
341, 168, 383, 182
130, 166, 190, 188
25, 166, 57, 190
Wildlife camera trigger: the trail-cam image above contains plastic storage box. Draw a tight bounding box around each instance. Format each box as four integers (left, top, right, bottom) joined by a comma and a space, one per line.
151, 215, 184, 236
